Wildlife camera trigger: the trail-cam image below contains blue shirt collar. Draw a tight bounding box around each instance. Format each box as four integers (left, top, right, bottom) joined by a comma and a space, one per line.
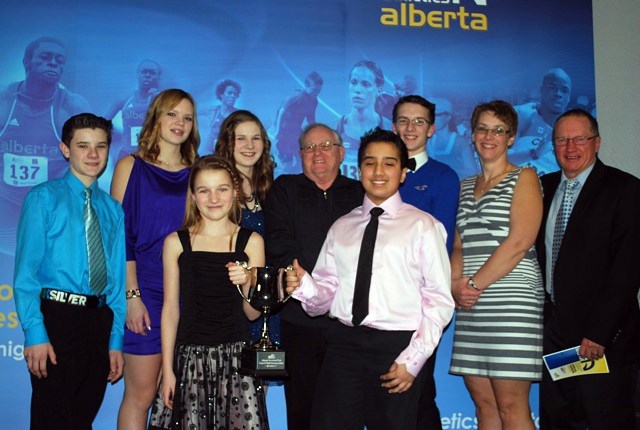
63, 169, 99, 196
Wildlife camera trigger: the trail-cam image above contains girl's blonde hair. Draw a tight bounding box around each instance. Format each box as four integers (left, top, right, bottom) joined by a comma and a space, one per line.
137, 89, 200, 166
182, 155, 245, 231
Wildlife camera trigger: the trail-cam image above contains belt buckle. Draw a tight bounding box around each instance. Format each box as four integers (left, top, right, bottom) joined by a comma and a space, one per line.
41, 289, 96, 308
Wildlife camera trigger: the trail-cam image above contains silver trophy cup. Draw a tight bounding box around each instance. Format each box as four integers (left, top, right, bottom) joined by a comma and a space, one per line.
235, 264, 291, 377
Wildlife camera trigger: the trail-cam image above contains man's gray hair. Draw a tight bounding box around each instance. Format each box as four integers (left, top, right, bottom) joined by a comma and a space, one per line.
298, 123, 342, 149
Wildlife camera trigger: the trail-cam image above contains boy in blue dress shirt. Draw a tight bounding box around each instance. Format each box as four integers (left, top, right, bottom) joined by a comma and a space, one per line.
13, 113, 126, 429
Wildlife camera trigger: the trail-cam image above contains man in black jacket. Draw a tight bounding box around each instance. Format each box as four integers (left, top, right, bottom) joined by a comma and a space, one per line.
265, 123, 363, 430
536, 109, 640, 429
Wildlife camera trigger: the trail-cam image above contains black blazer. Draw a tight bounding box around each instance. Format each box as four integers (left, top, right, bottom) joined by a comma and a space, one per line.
535, 159, 640, 367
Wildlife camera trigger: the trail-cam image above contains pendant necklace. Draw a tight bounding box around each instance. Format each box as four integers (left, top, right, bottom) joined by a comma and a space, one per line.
245, 192, 261, 212
476, 165, 512, 194
157, 156, 183, 172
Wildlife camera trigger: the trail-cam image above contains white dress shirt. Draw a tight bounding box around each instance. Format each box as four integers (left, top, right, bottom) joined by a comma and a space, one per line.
292, 192, 454, 376
410, 150, 428, 172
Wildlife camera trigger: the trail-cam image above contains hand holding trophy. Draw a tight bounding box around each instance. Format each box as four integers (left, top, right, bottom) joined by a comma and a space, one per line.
234, 262, 292, 377
284, 258, 306, 294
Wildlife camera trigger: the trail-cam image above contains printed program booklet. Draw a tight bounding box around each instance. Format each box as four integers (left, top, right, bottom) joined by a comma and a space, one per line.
543, 346, 609, 381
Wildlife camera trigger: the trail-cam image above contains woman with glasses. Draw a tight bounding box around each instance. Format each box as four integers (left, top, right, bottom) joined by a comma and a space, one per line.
449, 100, 544, 430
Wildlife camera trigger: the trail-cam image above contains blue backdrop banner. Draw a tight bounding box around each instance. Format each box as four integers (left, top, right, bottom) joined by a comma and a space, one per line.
0, 1, 594, 428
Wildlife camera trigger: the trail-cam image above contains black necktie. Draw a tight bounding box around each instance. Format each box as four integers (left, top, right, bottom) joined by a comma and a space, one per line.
352, 207, 384, 326
407, 158, 417, 171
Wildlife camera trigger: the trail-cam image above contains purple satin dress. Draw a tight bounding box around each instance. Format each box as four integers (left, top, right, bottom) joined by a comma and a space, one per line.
122, 155, 190, 355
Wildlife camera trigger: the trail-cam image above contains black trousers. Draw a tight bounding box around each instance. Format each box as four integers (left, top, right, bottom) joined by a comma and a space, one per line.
280, 319, 329, 430
30, 299, 113, 430
310, 323, 426, 430
541, 311, 638, 430
416, 346, 442, 429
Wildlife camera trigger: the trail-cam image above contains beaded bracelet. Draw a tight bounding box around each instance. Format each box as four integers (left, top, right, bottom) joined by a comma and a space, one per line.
126, 289, 142, 300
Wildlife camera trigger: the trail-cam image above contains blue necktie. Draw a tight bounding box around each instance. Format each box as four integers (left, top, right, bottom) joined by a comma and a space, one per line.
550, 179, 578, 301
84, 189, 107, 295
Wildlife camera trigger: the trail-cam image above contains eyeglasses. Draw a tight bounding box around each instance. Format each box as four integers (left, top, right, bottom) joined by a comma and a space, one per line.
473, 126, 510, 137
395, 117, 432, 127
553, 136, 598, 146
300, 141, 342, 153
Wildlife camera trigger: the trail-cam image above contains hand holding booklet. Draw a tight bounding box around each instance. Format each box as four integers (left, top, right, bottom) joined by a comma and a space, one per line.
543, 346, 610, 381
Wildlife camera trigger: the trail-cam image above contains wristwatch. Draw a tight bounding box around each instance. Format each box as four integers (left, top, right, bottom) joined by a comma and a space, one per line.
468, 278, 481, 291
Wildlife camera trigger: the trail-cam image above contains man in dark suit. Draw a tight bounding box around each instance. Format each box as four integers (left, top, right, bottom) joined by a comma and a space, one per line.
536, 109, 640, 430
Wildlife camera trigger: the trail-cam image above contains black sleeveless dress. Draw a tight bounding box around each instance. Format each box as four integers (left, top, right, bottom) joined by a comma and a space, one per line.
148, 227, 269, 429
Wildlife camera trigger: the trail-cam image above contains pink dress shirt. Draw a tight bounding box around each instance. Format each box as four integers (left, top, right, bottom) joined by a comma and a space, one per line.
293, 192, 454, 376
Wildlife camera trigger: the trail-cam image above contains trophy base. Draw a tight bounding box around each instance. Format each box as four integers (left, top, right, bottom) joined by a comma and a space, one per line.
238, 346, 287, 378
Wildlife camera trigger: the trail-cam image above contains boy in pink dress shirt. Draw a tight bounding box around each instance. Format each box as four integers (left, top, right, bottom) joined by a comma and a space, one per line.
286, 128, 454, 430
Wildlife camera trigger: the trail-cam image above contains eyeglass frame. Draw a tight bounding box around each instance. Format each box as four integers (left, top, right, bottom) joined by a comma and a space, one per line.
473, 125, 511, 137
394, 117, 433, 128
299, 141, 343, 153
553, 135, 599, 146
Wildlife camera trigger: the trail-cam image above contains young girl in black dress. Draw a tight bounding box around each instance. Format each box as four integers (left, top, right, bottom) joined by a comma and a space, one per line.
148, 155, 268, 429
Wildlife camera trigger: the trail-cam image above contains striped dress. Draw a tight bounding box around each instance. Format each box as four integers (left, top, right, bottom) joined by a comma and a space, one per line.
449, 168, 543, 380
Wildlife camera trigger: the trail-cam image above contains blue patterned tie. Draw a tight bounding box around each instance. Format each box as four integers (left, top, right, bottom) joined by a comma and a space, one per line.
550, 179, 578, 302
84, 189, 107, 295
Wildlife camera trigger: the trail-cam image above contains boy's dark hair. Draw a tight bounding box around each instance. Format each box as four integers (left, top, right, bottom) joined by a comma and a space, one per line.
392, 95, 436, 124
358, 127, 409, 169
61, 113, 113, 147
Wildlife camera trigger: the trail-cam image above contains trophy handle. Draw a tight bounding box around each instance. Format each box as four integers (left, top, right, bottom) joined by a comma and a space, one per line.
234, 261, 253, 304
278, 266, 295, 303
235, 284, 252, 304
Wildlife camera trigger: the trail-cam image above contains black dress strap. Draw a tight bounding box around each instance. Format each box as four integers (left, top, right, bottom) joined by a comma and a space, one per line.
234, 227, 252, 253
177, 229, 192, 252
